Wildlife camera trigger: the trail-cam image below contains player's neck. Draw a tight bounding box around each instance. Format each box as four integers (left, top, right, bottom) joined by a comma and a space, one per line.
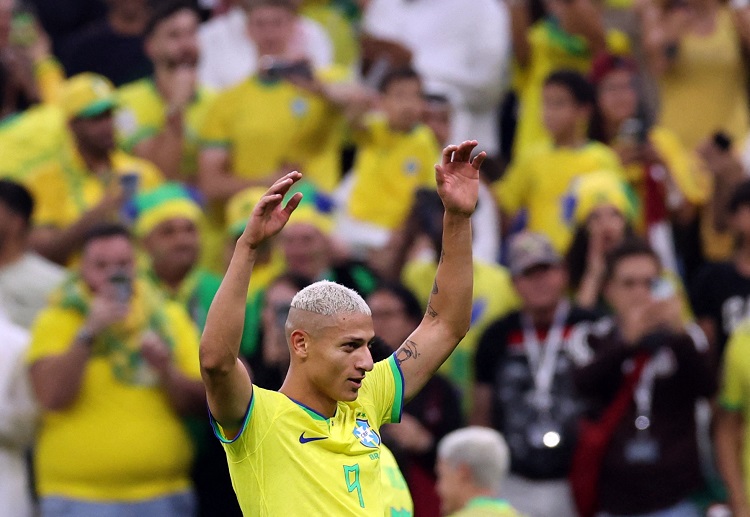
280, 376, 337, 418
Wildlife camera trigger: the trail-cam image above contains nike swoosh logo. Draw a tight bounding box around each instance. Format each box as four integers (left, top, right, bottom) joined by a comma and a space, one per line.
299, 432, 328, 444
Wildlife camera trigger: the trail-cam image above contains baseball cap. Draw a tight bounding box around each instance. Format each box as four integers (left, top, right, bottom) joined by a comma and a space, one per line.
507, 232, 561, 277
59, 73, 117, 120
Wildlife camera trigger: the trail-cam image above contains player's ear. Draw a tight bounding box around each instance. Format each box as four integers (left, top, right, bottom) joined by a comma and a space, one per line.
289, 329, 309, 357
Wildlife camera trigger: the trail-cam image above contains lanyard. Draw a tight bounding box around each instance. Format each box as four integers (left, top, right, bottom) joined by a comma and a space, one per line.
520, 300, 570, 400
633, 348, 670, 430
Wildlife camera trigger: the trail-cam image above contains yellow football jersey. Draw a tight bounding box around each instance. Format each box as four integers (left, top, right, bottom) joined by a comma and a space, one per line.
380, 444, 413, 516
116, 78, 216, 179
199, 70, 347, 192
496, 141, 625, 253
212, 356, 404, 516
347, 115, 439, 230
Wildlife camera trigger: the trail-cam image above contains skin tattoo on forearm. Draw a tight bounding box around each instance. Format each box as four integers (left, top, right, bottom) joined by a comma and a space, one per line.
395, 340, 420, 365
427, 304, 438, 318
432, 280, 439, 295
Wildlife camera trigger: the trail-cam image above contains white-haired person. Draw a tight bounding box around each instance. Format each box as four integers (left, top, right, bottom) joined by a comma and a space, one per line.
436, 427, 524, 517
199, 140, 485, 515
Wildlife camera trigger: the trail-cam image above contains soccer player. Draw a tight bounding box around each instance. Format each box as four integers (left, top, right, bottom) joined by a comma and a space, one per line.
200, 140, 485, 515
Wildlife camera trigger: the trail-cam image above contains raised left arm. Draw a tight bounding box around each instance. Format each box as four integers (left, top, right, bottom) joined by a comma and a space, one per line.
394, 140, 484, 400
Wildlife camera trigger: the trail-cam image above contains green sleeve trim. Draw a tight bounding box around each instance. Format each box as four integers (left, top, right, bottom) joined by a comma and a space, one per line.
121, 126, 158, 152
387, 354, 404, 423
210, 391, 255, 444
719, 399, 743, 412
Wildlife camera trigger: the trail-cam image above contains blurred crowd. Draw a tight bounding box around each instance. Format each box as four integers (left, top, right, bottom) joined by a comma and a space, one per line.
2, 0, 750, 516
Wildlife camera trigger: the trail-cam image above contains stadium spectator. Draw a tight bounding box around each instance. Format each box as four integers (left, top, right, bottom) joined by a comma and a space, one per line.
691, 180, 750, 361
60, 0, 153, 87
23, 73, 163, 265
0, 308, 38, 517
0, 179, 64, 329
588, 52, 709, 274
116, 0, 215, 184
27, 223, 205, 517
198, 0, 333, 90
572, 239, 715, 517
361, 0, 510, 157
495, 69, 624, 253
472, 231, 597, 517
436, 426, 524, 517
336, 67, 439, 256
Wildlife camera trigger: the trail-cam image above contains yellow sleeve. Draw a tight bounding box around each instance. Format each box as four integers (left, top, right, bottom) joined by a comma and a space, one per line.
163, 302, 202, 381
23, 164, 65, 227
34, 57, 65, 104
199, 93, 232, 148
358, 356, 404, 426
720, 324, 749, 411
27, 307, 82, 364
650, 126, 710, 205
495, 157, 530, 215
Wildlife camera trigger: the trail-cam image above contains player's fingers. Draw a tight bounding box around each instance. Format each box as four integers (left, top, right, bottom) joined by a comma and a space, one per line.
471, 151, 487, 171
255, 193, 283, 215
441, 144, 458, 165
282, 192, 303, 217
454, 140, 477, 162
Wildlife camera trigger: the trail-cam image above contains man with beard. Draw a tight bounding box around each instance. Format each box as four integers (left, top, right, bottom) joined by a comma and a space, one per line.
116, 0, 215, 184
22, 73, 163, 265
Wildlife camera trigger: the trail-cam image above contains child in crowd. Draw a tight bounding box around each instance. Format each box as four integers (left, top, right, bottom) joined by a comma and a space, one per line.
495, 69, 625, 253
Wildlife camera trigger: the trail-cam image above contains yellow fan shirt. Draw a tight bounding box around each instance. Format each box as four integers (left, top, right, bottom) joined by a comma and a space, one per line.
23, 145, 163, 230
211, 355, 404, 516
116, 78, 216, 179
347, 115, 439, 230
496, 141, 625, 253
26, 300, 202, 501
199, 68, 348, 193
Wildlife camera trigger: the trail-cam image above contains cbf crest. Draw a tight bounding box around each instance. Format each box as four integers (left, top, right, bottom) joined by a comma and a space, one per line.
353, 419, 381, 448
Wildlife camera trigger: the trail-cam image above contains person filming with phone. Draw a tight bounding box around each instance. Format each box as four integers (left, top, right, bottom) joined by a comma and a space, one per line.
26, 222, 205, 517
570, 238, 715, 517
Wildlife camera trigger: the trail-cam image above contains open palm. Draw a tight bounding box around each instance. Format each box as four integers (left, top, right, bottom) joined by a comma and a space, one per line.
241, 172, 303, 249
435, 140, 486, 217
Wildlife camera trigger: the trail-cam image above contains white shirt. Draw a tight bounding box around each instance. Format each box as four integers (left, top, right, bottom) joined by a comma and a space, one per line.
0, 312, 37, 517
0, 252, 65, 330
198, 7, 334, 90
362, 0, 511, 155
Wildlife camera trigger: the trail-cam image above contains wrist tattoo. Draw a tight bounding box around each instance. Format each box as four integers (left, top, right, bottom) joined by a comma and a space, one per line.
432, 280, 439, 295
395, 339, 420, 365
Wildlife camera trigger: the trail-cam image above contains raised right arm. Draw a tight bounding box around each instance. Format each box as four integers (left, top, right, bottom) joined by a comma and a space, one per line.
200, 172, 302, 432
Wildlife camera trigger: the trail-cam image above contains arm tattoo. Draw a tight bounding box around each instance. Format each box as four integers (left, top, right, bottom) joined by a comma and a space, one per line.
426, 303, 438, 318
439, 250, 445, 264
431, 279, 439, 295
395, 339, 420, 365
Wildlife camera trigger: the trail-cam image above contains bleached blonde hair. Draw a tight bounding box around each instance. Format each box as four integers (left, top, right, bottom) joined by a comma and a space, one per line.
290, 280, 371, 316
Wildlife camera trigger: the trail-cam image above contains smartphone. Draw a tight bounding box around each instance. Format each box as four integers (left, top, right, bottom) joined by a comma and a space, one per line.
261, 58, 313, 81
119, 173, 139, 200
109, 270, 132, 304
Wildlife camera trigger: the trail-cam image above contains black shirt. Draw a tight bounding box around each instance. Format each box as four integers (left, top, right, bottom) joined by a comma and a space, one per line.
475, 305, 599, 479
691, 260, 750, 358
59, 19, 152, 87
